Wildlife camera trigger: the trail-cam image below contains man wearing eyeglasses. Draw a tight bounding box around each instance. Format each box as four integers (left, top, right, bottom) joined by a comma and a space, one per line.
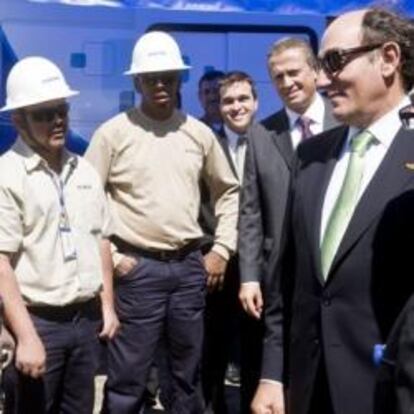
252, 7, 414, 414
0, 56, 119, 413
85, 31, 238, 414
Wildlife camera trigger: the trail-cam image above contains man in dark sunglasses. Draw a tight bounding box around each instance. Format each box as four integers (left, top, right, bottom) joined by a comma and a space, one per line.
255, 7, 414, 414
86, 31, 239, 414
0, 56, 119, 413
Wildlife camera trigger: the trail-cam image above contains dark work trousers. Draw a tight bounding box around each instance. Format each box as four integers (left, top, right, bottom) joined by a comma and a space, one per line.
5, 300, 100, 414
101, 250, 206, 414
202, 256, 242, 414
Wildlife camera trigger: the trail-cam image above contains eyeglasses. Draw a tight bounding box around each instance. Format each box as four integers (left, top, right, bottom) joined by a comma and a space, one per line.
319, 43, 383, 76
26, 103, 70, 123
140, 72, 179, 86
399, 104, 414, 129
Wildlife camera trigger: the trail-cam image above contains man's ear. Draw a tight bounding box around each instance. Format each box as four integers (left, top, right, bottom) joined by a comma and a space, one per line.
11, 111, 26, 131
380, 41, 401, 79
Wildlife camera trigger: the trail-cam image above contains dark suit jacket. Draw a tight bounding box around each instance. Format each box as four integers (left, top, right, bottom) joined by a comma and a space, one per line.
238, 123, 290, 288
374, 293, 414, 414
198, 128, 237, 244
263, 125, 414, 414
260, 97, 339, 170
240, 102, 338, 287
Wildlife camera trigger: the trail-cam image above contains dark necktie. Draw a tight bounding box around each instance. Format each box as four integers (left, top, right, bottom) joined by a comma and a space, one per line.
297, 116, 313, 140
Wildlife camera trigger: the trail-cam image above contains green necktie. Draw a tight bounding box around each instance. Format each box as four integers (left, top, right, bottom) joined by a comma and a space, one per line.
321, 130, 375, 279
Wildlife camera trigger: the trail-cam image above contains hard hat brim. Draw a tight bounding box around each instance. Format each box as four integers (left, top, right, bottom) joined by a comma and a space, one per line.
0, 90, 79, 112
124, 64, 191, 76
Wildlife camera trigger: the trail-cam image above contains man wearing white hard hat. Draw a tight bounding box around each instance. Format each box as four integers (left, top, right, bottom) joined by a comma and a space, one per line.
86, 31, 239, 413
0, 56, 119, 413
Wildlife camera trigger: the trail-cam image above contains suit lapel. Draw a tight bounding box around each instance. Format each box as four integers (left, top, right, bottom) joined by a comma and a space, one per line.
304, 128, 348, 283
217, 133, 238, 177
271, 131, 295, 170
329, 128, 414, 277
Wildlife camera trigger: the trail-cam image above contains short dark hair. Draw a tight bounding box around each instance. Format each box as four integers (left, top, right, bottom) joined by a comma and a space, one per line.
361, 7, 414, 92
219, 71, 257, 100
198, 70, 225, 89
267, 37, 319, 71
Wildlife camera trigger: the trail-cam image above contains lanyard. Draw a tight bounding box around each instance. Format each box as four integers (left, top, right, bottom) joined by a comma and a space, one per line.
47, 161, 77, 261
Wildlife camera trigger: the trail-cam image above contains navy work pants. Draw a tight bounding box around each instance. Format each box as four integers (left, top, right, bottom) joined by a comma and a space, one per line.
6, 300, 100, 414
102, 251, 206, 414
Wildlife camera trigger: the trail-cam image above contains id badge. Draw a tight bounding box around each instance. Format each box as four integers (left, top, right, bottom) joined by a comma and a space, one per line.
59, 212, 77, 261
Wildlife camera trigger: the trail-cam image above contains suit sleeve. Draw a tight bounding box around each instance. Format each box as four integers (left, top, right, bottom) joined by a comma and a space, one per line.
261, 158, 297, 383
238, 133, 264, 283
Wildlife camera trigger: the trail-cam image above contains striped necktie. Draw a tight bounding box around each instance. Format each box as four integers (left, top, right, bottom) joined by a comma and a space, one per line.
297, 116, 313, 140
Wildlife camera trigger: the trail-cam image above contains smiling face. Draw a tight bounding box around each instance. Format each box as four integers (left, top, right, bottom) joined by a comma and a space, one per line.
220, 80, 258, 134
317, 10, 403, 128
268, 46, 318, 114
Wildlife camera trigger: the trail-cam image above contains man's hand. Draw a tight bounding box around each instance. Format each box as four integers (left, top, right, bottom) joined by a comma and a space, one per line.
114, 255, 138, 278
0, 326, 15, 369
99, 304, 120, 340
239, 282, 263, 319
203, 251, 227, 292
15, 333, 46, 379
251, 382, 285, 414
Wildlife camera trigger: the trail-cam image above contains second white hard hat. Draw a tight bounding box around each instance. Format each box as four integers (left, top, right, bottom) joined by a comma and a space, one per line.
0, 56, 79, 112
125, 31, 191, 75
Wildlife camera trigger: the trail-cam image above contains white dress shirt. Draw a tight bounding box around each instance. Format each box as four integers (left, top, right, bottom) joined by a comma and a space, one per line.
320, 96, 410, 244
286, 92, 326, 149
224, 124, 247, 182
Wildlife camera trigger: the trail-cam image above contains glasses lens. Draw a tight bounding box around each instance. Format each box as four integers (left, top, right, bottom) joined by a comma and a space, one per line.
142, 73, 177, 86
29, 103, 69, 123
322, 50, 343, 74
399, 104, 414, 129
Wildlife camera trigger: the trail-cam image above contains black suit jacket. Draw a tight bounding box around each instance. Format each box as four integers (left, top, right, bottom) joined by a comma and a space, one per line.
263, 125, 414, 414
374, 292, 414, 414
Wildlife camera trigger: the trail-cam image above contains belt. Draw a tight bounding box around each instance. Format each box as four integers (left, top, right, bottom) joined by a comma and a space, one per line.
110, 235, 202, 261
28, 298, 99, 321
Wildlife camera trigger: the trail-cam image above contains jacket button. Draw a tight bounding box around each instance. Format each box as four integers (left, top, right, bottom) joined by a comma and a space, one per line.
313, 338, 320, 345
322, 296, 331, 306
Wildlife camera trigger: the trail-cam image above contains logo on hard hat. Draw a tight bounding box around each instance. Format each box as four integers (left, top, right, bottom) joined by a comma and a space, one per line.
42, 76, 61, 84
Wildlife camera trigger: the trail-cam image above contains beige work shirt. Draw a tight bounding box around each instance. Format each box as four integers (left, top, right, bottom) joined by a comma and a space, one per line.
0, 139, 112, 306
86, 108, 239, 262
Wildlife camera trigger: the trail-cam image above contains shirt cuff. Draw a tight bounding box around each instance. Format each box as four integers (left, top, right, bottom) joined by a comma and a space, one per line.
260, 379, 283, 386
211, 243, 230, 261
110, 242, 124, 268
242, 281, 260, 286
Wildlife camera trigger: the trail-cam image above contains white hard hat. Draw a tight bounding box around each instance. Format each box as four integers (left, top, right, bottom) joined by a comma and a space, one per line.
125, 31, 191, 75
0, 56, 79, 112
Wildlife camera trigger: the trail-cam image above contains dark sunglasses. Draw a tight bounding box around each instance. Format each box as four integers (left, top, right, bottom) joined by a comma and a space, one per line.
140, 72, 178, 86
319, 43, 383, 76
26, 103, 70, 123
399, 104, 414, 129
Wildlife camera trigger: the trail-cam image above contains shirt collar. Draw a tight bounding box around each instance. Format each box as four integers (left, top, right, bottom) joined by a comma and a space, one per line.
13, 137, 78, 173
285, 92, 324, 129
347, 95, 410, 149
223, 124, 246, 149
